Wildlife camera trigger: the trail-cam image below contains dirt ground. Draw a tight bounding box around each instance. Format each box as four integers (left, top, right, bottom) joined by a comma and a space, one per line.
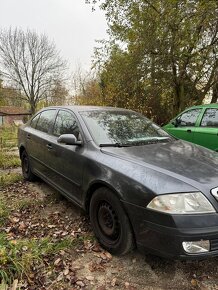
1, 168, 218, 290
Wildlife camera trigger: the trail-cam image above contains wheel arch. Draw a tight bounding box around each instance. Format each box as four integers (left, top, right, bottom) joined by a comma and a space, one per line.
19, 145, 26, 158
84, 181, 123, 214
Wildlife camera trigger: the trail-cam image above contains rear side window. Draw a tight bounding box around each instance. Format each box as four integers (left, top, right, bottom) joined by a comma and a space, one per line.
30, 113, 41, 128
36, 110, 56, 133
201, 109, 218, 127
53, 110, 80, 138
178, 109, 201, 126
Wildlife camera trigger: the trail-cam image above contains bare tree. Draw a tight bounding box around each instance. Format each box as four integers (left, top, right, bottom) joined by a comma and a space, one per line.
0, 28, 67, 114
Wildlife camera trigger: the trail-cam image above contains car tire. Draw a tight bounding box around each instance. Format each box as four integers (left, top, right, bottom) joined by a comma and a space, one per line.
21, 150, 36, 181
90, 187, 135, 255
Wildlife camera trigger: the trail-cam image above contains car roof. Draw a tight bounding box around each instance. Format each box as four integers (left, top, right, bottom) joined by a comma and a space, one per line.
187, 103, 218, 110
39, 105, 133, 113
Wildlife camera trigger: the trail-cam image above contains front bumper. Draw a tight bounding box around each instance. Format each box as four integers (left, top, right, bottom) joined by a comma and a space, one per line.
123, 201, 218, 259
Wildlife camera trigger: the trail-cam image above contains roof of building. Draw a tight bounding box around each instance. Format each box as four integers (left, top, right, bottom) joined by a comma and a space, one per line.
0, 106, 30, 115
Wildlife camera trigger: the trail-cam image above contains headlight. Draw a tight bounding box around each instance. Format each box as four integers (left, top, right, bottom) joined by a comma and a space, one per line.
147, 192, 215, 214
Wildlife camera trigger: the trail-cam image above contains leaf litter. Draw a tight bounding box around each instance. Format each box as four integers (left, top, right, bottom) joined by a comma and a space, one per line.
0, 177, 218, 289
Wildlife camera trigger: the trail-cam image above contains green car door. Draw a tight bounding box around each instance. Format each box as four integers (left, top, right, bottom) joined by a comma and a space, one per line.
164, 108, 202, 143
193, 108, 218, 151
164, 104, 218, 151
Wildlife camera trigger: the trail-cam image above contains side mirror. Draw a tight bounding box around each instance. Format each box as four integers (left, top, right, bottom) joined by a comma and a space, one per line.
57, 134, 82, 146
172, 118, 180, 127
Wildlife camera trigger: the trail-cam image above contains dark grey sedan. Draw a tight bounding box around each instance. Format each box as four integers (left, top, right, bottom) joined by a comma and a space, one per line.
18, 106, 218, 259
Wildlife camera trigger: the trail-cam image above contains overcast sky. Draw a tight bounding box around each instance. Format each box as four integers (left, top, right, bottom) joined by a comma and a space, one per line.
0, 0, 108, 71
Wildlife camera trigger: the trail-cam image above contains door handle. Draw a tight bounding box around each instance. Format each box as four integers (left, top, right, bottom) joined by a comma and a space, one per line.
187, 129, 192, 133
27, 133, 31, 139
46, 144, 53, 150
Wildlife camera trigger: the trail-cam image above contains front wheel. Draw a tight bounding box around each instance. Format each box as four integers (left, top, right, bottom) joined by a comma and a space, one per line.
21, 150, 36, 181
89, 187, 135, 255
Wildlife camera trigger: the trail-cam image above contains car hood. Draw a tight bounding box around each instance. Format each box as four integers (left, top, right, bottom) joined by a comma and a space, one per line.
101, 140, 218, 189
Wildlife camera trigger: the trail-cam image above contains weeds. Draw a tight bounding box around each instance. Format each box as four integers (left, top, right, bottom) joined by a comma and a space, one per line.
0, 152, 20, 169
0, 125, 20, 170
15, 198, 38, 211
0, 126, 18, 150
0, 233, 75, 285
0, 200, 9, 226
0, 172, 22, 187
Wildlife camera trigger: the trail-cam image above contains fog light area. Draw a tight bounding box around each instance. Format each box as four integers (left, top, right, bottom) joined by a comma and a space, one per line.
182, 240, 210, 254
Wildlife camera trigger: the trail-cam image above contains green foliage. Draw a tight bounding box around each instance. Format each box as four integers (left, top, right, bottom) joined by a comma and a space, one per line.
74, 78, 103, 106
89, 0, 218, 123
0, 172, 22, 187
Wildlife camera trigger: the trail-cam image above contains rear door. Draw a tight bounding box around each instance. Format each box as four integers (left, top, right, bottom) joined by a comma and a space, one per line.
193, 108, 218, 151
25, 109, 57, 176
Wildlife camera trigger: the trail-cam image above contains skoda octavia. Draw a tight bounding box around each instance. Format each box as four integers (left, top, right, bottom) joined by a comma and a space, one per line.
18, 106, 218, 259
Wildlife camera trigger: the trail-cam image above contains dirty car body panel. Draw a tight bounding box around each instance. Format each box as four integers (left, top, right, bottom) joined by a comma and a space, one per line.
18, 106, 218, 259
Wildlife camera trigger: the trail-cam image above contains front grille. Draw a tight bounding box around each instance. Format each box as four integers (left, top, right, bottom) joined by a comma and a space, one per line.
210, 239, 218, 251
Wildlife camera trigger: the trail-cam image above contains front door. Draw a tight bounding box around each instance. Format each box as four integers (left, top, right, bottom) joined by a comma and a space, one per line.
45, 109, 85, 205
168, 108, 202, 143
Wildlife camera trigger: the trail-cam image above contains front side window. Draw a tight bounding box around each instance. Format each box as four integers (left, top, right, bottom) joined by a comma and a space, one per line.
36, 110, 56, 133
53, 110, 80, 138
177, 109, 201, 126
201, 108, 218, 128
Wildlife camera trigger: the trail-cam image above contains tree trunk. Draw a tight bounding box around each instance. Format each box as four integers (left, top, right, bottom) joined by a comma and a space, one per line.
211, 71, 218, 103
211, 86, 218, 103
30, 100, 36, 115
172, 81, 184, 116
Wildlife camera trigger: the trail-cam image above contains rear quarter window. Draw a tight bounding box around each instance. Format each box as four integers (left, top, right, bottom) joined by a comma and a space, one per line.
201, 108, 218, 127
30, 113, 41, 128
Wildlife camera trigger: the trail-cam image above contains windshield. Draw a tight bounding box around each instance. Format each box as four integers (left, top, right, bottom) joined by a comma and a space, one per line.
80, 110, 173, 146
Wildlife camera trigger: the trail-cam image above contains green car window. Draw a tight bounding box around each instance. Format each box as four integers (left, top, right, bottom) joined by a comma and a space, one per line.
177, 109, 201, 126
201, 109, 218, 128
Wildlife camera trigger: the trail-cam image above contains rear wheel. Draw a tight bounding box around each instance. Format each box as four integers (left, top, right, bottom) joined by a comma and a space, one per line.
89, 187, 135, 255
21, 150, 36, 181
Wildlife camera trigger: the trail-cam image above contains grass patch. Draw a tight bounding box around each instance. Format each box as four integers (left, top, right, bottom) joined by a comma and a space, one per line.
0, 172, 22, 187
0, 152, 20, 169
0, 125, 20, 169
0, 233, 75, 285
15, 198, 37, 211
0, 199, 10, 226
0, 126, 18, 153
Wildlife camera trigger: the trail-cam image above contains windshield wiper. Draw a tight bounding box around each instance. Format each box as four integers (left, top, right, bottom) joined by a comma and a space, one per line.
99, 143, 132, 148
143, 137, 171, 144
99, 137, 171, 147
127, 137, 171, 146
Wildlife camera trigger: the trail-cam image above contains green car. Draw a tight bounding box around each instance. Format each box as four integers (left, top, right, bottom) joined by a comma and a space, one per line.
164, 104, 218, 151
